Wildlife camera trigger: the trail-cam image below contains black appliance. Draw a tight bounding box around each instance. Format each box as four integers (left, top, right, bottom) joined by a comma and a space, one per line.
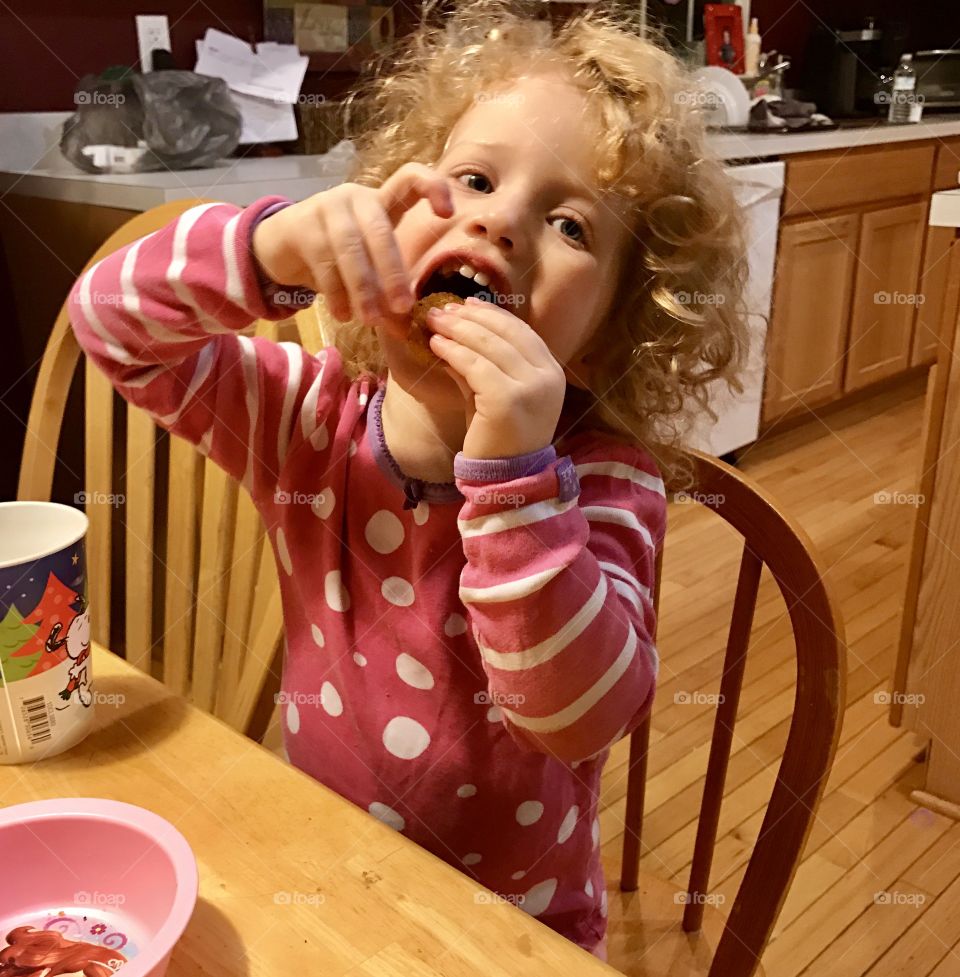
803, 17, 909, 117
914, 50, 960, 110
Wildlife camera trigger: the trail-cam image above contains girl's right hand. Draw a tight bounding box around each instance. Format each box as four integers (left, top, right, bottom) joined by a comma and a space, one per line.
251, 162, 454, 332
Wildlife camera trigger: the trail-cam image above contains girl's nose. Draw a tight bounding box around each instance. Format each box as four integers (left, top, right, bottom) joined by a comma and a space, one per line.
466, 203, 521, 251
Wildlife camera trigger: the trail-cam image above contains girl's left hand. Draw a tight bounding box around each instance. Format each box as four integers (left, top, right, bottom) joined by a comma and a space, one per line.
427, 296, 567, 460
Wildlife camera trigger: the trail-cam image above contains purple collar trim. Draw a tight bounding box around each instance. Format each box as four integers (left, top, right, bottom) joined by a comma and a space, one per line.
367, 382, 464, 510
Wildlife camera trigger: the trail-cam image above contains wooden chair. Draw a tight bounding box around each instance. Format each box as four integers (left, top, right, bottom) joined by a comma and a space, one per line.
608, 450, 846, 977
17, 199, 325, 739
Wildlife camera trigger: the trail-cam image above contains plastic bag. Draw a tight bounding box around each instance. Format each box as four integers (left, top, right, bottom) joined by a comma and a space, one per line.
61, 71, 242, 174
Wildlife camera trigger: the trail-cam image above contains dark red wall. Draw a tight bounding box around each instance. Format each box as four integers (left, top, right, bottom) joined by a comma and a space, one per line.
5, 1, 959, 114
0, 0, 264, 112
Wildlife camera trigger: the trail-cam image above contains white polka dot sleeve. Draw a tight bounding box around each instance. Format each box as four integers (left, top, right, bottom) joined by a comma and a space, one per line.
454, 437, 666, 763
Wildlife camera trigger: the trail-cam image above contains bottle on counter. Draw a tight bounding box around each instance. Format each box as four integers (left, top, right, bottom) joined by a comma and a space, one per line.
745, 18, 761, 76
875, 67, 894, 116
888, 54, 919, 124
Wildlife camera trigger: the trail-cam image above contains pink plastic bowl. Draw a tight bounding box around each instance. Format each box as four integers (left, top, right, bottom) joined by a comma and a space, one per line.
0, 798, 198, 977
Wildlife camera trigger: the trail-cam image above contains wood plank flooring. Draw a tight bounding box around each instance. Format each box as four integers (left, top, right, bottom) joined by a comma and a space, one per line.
600, 374, 960, 976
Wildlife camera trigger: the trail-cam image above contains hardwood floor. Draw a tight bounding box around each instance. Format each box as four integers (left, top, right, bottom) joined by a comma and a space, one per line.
600, 375, 960, 976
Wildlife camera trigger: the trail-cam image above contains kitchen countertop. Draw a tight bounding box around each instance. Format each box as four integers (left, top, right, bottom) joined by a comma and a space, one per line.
0, 153, 348, 210
708, 111, 960, 161
0, 112, 351, 210
2, 110, 960, 212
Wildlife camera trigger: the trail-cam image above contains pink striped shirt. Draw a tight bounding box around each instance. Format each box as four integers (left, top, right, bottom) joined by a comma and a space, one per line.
68, 196, 665, 953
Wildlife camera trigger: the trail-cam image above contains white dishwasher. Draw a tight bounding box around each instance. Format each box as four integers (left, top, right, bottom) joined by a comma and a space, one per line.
682, 160, 785, 459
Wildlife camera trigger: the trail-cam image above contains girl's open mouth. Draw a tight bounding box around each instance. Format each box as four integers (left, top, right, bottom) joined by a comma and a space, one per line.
418, 263, 501, 304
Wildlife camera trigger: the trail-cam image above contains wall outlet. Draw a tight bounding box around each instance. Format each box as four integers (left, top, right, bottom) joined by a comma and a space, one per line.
136, 15, 171, 72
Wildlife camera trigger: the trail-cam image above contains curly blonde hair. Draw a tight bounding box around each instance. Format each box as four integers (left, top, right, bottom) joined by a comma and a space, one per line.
322, 0, 749, 489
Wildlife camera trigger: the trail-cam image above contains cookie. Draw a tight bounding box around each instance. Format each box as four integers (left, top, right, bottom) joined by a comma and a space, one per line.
407, 291, 464, 365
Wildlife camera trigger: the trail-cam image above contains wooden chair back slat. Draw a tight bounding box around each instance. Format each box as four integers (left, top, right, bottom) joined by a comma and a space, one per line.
17, 318, 81, 502
215, 491, 267, 717
84, 362, 115, 649
191, 463, 239, 713
620, 715, 651, 892
250, 531, 281, 638
683, 544, 763, 933
697, 455, 843, 977
225, 577, 285, 734
620, 543, 664, 890
618, 451, 844, 977
163, 435, 204, 695
294, 303, 327, 354
124, 408, 157, 672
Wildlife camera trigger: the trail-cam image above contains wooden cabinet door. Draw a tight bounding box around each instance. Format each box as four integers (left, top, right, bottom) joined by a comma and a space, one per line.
762, 214, 858, 423
844, 200, 927, 392
934, 137, 960, 191
912, 224, 955, 366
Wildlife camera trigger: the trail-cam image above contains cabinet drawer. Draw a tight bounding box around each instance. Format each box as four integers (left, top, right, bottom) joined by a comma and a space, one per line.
934, 138, 960, 191
783, 142, 935, 218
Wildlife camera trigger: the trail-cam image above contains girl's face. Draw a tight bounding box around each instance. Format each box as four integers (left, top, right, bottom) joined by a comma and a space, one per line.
382, 71, 632, 400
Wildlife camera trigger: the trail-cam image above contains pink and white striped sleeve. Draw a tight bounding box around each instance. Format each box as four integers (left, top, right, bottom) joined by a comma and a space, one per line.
67, 197, 343, 499
455, 438, 666, 763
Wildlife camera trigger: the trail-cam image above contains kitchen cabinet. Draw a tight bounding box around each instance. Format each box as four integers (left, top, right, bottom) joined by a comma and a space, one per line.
912, 224, 956, 366
933, 138, 960, 192
763, 214, 857, 419
844, 200, 927, 391
763, 141, 941, 425
781, 142, 934, 218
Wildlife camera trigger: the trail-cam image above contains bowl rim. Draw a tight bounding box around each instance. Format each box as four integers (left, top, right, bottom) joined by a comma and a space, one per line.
0, 797, 198, 977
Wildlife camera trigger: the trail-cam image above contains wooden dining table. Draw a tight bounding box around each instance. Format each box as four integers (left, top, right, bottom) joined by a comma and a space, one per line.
4, 645, 617, 975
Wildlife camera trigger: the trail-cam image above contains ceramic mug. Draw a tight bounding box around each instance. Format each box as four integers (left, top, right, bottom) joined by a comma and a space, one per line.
0, 501, 93, 763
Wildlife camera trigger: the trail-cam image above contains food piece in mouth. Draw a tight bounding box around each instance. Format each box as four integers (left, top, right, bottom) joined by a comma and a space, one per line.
405, 260, 505, 364
406, 291, 465, 365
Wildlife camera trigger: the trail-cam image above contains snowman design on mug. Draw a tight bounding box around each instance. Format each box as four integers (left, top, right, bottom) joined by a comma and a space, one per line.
45, 593, 92, 707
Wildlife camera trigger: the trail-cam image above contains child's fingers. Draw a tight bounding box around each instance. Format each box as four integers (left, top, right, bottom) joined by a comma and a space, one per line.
302, 241, 353, 322
377, 161, 454, 226
350, 194, 414, 314
427, 307, 526, 381
319, 195, 391, 325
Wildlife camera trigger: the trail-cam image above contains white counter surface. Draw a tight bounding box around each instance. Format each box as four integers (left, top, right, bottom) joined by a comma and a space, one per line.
0, 112, 350, 210
708, 112, 960, 161
2, 110, 960, 212
0, 153, 347, 210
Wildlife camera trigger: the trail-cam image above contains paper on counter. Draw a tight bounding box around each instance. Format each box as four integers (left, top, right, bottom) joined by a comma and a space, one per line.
231, 91, 298, 144
195, 28, 307, 103
195, 29, 306, 144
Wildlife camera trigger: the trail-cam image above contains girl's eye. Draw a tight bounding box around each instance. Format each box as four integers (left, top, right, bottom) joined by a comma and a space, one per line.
549, 215, 587, 245
456, 172, 492, 193
454, 171, 588, 245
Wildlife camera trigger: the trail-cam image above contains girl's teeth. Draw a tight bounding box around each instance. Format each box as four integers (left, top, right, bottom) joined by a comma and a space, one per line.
434, 259, 495, 289
456, 263, 491, 287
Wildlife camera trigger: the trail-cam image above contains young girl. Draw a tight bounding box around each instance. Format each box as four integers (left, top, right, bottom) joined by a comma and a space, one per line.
68, 0, 746, 962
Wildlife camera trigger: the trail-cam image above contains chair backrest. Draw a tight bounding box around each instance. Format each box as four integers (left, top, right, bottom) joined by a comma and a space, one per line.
17, 199, 326, 739
620, 449, 846, 977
